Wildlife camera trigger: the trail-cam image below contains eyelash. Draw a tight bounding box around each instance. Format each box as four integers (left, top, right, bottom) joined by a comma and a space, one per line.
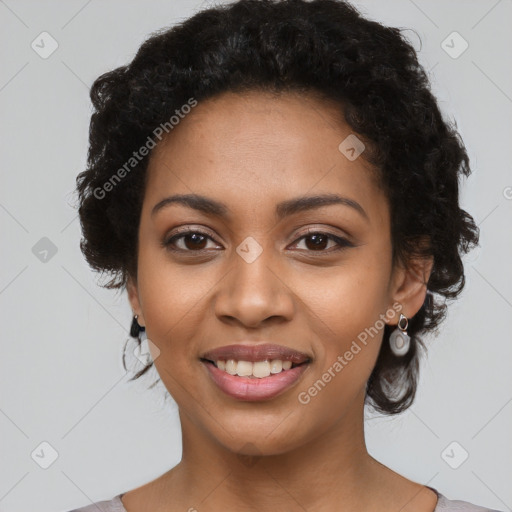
161, 227, 354, 254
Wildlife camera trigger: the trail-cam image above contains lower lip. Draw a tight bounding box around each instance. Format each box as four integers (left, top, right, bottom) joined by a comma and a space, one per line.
201, 360, 310, 401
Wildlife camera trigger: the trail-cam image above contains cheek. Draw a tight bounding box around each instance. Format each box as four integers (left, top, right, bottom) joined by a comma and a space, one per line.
296, 253, 391, 338
291, 253, 390, 392
135, 247, 209, 359
137, 263, 204, 402
135, 233, 231, 387
292, 275, 386, 425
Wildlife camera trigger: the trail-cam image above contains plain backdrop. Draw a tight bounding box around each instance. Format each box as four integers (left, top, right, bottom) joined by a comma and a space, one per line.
0, 1, 511, 511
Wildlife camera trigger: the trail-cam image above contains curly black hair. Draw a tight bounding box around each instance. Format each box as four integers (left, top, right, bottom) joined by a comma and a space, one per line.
74, 0, 479, 415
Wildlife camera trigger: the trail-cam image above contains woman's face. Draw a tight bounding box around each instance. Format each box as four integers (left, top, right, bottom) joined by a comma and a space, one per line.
128, 90, 426, 456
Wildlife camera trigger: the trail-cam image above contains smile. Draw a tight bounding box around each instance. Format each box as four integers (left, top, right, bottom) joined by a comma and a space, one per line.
200, 359, 311, 401
209, 358, 301, 378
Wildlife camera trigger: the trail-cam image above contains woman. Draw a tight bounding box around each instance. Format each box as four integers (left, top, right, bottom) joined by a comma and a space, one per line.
68, 0, 501, 510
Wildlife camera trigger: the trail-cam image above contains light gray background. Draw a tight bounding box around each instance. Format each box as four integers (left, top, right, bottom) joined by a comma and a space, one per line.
1, 1, 511, 511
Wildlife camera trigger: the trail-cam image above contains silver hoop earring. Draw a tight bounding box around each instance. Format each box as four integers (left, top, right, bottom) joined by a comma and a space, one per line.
389, 313, 410, 356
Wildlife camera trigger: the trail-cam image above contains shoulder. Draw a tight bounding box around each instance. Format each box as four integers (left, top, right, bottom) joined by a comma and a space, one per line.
61, 494, 126, 512
433, 490, 504, 512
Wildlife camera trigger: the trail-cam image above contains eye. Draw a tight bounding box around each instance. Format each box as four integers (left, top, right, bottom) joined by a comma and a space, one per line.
162, 228, 221, 252
289, 229, 354, 253
162, 227, 354, 254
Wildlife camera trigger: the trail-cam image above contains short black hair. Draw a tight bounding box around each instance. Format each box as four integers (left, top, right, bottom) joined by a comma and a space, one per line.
75, 0, 479, 415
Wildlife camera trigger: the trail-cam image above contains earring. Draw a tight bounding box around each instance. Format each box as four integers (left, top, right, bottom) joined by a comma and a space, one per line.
130, 314, 146, 341
389, 313, 410, 356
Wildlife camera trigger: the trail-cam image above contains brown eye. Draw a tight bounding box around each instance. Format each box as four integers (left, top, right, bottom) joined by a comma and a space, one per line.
303, 233, 330, 251
291, 231, 354, 253
162, 229, 220, 252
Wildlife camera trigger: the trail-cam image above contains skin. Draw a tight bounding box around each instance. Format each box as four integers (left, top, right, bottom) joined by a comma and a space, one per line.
125, 90, 435, 512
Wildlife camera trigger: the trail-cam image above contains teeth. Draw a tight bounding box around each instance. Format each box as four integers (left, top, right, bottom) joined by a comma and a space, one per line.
225, 359, 237, 375
215, 359, 297, 378
253, 361, 270, 378
236, 360, 253, 377
270, 360, 282, 374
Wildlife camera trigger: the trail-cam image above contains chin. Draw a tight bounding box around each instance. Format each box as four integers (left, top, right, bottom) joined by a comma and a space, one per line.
208, 415, 312, 458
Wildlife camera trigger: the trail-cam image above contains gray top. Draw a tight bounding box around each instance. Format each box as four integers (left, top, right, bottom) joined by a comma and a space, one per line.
63, 487, 504, 512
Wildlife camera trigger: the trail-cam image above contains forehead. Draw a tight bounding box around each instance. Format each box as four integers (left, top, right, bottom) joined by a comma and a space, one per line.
143, 90, 386, 224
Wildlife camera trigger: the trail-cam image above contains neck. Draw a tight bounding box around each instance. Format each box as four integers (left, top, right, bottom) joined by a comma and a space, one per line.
162, 393, 386, 512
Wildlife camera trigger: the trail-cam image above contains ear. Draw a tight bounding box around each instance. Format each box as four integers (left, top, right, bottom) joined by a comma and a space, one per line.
127, 275, 145, 328
388, 254, 434, 323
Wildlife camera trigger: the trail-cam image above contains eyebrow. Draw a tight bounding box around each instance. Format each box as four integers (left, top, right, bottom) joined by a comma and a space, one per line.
151, 193, 368, 221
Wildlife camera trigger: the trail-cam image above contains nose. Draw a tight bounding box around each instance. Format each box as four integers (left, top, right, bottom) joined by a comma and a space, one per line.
213, 246, 295, 329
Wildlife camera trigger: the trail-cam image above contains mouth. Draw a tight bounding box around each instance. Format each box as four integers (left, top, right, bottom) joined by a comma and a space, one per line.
199, 343, 312, 401
199, 358, 309, 378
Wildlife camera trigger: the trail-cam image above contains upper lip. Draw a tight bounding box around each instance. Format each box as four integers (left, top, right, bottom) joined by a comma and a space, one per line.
201, 343, 312, 364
